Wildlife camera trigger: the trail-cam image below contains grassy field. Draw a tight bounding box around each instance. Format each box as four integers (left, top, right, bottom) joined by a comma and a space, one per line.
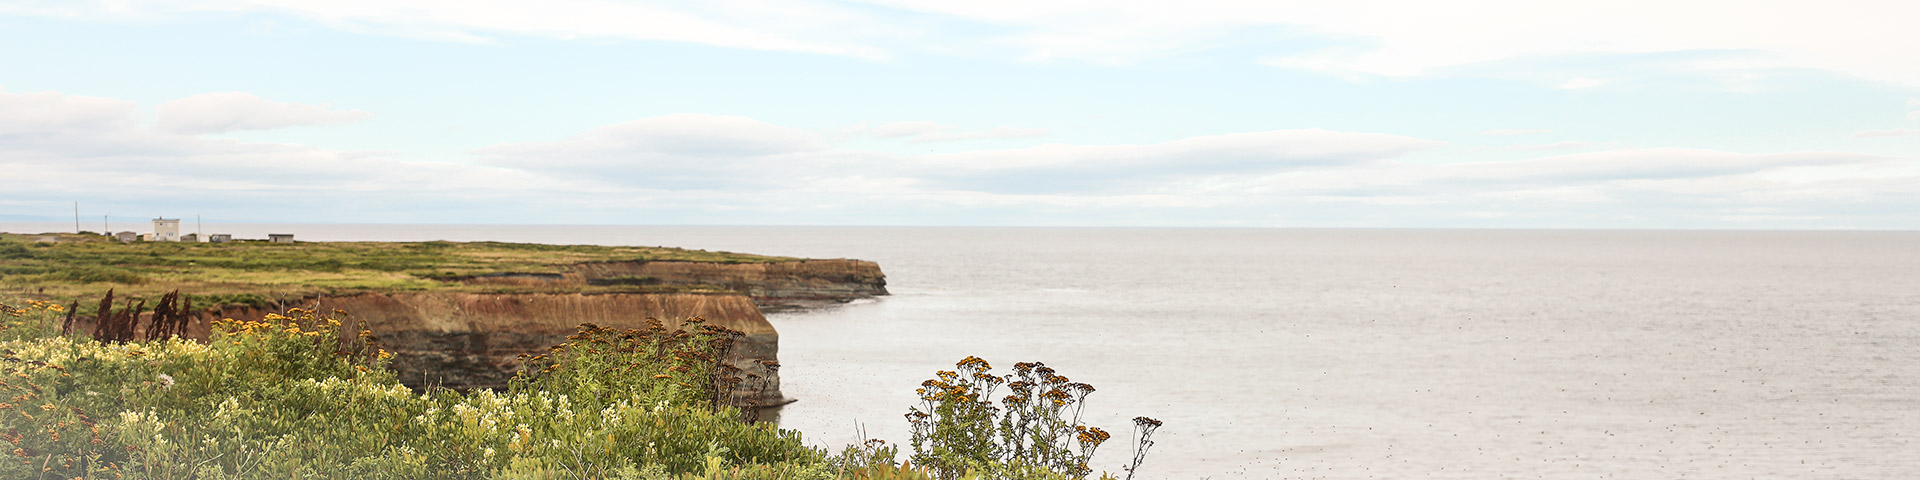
0, 232, 796, 309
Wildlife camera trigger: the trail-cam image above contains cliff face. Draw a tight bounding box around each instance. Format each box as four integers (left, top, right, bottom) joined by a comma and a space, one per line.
458, 259, 889, 311
571, 259, 889, 310
199, 292, 787, 405
177, 259, 887, 405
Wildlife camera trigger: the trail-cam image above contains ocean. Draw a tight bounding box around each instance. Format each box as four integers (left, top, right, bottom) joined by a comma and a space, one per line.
4, 224, 1916, 478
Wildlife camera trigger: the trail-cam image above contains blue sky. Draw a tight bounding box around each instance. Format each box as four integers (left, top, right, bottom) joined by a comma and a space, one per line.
2, 1, 1917, 228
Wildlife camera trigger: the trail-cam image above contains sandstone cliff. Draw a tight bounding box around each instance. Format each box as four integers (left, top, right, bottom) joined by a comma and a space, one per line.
456, 259, 889, 311
172, 259, 886, 405
569, 259, 889, 310
197, 292, 786, 405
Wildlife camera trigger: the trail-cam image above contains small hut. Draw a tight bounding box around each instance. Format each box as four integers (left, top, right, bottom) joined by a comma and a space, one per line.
208, 234, 232, 244
113, 231, 137, 242
268, 234, 295, 244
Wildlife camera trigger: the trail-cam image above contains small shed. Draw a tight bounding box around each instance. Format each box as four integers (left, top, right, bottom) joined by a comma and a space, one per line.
180, 233, 198, 243
208, 234, 232, 244
268, 234, 295, 244
113, 231, 137, 242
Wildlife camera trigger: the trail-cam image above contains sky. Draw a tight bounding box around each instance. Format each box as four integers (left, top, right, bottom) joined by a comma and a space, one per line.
2, 0, 1918, 228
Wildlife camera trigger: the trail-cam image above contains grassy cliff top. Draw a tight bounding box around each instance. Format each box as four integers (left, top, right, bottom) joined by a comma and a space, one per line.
0, 232, 795, 307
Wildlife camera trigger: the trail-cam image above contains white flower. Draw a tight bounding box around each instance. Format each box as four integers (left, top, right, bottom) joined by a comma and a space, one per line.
156, 373, 175, 388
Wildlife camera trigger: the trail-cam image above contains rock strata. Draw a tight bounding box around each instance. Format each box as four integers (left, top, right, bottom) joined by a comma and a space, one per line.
197, 292, 787, 405
568, 259, 889, 310
167, 259, 887, 405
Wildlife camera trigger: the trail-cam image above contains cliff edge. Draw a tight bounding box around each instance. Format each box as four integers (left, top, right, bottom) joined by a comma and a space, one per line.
194, 259, 888, 404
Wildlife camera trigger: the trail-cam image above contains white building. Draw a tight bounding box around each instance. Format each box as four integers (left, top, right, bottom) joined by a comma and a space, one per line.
152, 218, 181, 242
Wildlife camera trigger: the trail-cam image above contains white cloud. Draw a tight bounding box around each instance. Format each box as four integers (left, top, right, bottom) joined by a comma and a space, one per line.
917, 126, 1049, 142
1908, 97, 1919, 120
0, 88, 572, 221
921, 129, 1433, 173
866, 121, 942, 138
1558, 77, 1606, 90
154, 92, 372, 135
476, 116, 1440, 193
1494, 142, 1591, 153
861, 121, 1049, 143
472, 114, 830, 189
1851, 128, 1920, 139
1479, 129, 1552, 136
1429, 149, 1879, 184
13, 1, 1920, 89
869, 1, 1920, 88
3, 0, 889, 60
4, 90, 1918, 227
0, 87, 138, 134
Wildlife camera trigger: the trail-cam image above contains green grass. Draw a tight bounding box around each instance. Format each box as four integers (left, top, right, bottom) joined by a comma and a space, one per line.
0, 233, 794, 310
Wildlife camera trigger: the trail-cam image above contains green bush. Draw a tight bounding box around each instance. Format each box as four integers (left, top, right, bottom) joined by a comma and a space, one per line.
50, 265, 146, 285
0, 241, 32, 259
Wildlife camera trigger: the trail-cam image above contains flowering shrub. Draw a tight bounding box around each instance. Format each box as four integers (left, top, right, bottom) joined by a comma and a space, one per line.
0, 299, 66, 341
907, 357, 1158, 480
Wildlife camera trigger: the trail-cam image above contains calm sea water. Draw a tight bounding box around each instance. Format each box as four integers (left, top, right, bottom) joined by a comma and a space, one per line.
6, 224, 1917, 478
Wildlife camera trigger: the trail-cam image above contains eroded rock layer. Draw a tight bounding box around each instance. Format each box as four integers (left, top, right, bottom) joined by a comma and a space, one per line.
458, 259, 890, 310
81, 259, 892, 405
198, 292, 787, 404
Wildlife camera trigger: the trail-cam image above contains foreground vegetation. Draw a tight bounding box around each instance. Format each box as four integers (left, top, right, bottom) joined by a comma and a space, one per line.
0, 233, 794, 310
0, 298, 1158, 479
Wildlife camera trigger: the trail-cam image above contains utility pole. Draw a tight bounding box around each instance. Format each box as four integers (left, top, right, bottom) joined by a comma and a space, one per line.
103, 213, 109, 235
197, 214, 203, 241
73, 202, 80, 233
